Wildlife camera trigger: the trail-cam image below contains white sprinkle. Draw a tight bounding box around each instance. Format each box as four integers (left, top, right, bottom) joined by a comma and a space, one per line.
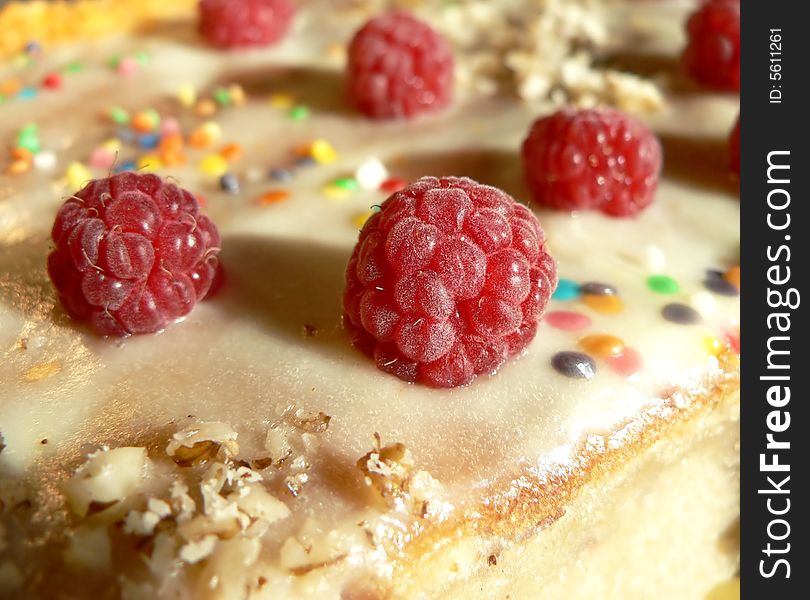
33, 151, 57, 172
355, 158, 389, 190
690, 291, 717, 317
642, 244, 666, 273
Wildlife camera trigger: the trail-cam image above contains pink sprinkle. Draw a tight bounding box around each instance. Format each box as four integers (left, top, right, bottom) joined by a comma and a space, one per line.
544, 310, 592, 331
380, 177, 407, 193
42, 72, 62, 90
117, 57, 139, 77
724, 326, 740, 354
606, 347, 643, 378
89, 147, 116, 170
160, 117, 181, 137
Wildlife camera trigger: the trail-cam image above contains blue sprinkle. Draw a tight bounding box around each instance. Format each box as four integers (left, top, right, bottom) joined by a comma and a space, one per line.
294, 156, 317, 168
580, 281, 618, 296
552, 351, 596, 379
552, 278, 580, 301
703, 269, 739, 297
25, 41, 42, 55
661, 303, 701, 325
138, 133, 160, 150
114, 160, 138, 173
17, 87, 38, 100
219, 173, 240, 194
269, 167, 294, 181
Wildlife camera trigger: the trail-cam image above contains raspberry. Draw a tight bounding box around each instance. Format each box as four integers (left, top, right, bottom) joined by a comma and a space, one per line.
729, 114, 740, 175
343, 177, 557, 388
198, 0, 294, 49
346, 12, 454, 120
682, 0, 740, 91
47, 172, 222, 336
521, 107, 662, 218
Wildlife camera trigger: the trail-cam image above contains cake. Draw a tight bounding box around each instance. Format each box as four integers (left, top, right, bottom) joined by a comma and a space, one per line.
0, 1, 739, 598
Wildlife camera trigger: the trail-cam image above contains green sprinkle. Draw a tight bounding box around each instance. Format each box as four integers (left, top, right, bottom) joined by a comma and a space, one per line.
134, 51, 150, 65
108, 54, 121, 68
646, 274, 680, 295
213, 87, 232, 106
333, 177, 359, 191
0, 94, 6, 104
289, 105, 310, 121
143, 108, 161, 127
109, 107, 130, 125
63, 61, 84, 74
17, 137, 41, 154
19, 123, 38, 135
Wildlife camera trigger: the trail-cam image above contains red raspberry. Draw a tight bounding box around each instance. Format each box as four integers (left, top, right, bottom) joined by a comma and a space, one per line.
347, 12, 454, 120
47, 172, 222, 336
521, 107, 662, 217
682, 0, 740, 91
343, 177, 557, 388
729, 114, 740, 175
198, 0, 294, 49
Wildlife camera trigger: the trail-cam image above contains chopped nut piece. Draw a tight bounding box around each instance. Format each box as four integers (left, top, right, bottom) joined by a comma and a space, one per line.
166, 422, 239, 466
63, 525, 112, 570
62, 447, 148, 517
179, 534, 218, 564
286, 410, 331, 434
232, 484, 290, 524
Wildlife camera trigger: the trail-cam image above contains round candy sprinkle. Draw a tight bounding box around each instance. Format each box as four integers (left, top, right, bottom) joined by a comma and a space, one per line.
545, 310, 592, 331
582, 294, 624, 314
136, 154, 162, 172
89, 147, 116, 170
199, 154, 229, 178
310, 139, 337, 164
724, 265, 740, 289
290, 105, 310, 121
270, 168, 294, 181
380, 177, 407, 193
42, 72, 62, 90
605, 347, 643, 378
269, 93, 294, 109
219, 143, 243, 162
642, 244, 666, 273
295, 156, 317, 168
139, 133, 160, 150
117, 56, 138, 76
646, 274, 680, 295
177, 83, 197, 108
213, 87, 232, 106
704, 270, 740, 296
259, 190, 290, 205
552, 351, 596, 379
551, 278, 580, 301
578, 334, 625, 358
219, 173, 240, 194
662, 303, 701, 325
703, 336, 725, 357
353, 210, 375, 229
17, 87, 37, 100
33, 150, 56, 171
580, 281, 617, 296
355, 158, 389, 190
65, 161, 92, 190
321, 184, 350, 200
332, 177, 359, 191
108, 106, 130, 125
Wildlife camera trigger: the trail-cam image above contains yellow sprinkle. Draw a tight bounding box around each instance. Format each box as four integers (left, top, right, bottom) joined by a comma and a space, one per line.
321, 184, 350, 200
353, 210, 375, 229
310, 139, 337, 164
101, 138, 122, 153
22, 361, 62, 383
137, 154, 163, 172
578, 334, 625, 358
228, 83, 246, 106
326, 43, 347, 60
65, 161, 93, 190
705, 577, 740, 600
581, 293, 624, 315
177, 83, 197, 108
702, 336, 725, 357
199, 154, 228, 177
269, 93, 294, 109
195, 98, 217, 117
201, 121, 222, 141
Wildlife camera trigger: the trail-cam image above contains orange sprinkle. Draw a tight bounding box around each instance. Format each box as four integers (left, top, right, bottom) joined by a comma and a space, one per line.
258, 190, 290, 205
578, 334, 625, 358
161, 151, 187, 167
0, 79, 22, 95
6, 159, 31, 175
195, 99, 217, 117
11, 147, 33, 162
581, 294, 624, 315
219, 143, 243, 162
723, 265, 740, 289
189, 129, 215, 149
158, 133, 184, 155
131, 113, 156, 133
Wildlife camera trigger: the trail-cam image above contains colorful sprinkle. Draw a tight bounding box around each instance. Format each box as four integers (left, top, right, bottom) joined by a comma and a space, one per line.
580, 281, 617, 296
228, 84, 246, 106
332, 177, 359, 191
544, 310, 592, 331
724, 266, 740, 289
199, 154, 229, 178
646, 274, 680, 295
551, 351, 596, 379
42, 72, 62, 89
138, 133, 160, 150
551, 278, 580, 301
219, 173, 240, 194
582, 294, 624, 314
195, 99, 217, 117
702, 336, 725, 357
136, 154, 162, 172
89, 147, 116, 170
309, 139, 337, 164
641, 244, 666, 272
355, 158, 389, 190
704, 270, 740, 296
108, 107, 130, 125
605, 347, 643, 378
65, 162, 92, 190
259, 190, 290, 205
353, 210, 375, 229
213, 87, 232, 106
116, 56, 138, 77
289, 105, 310, 121
132, 109, 160, 133
295, 156, 317, 168
380, 177, 407, 193
177, 83, 197, 108
270, 168, 294, 181
17, 87, 38, 100
269, 93, 294, 109
662, 303, 701, 325
219, 143, 244, 162
578, 334, 624, 358
321, 184, 351, 200
33, 150, 56, 171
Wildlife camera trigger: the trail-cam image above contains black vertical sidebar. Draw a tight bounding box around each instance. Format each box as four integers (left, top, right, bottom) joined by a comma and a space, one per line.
741, 1, 808, 598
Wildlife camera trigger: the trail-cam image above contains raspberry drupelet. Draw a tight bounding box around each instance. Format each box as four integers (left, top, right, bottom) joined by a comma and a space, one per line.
47, 172, 222, 336
343, 177, 557, 388
198, 0, 295, 49
346, 12, 454, 120
682, 0, 740, 91
521, 107, 662, 217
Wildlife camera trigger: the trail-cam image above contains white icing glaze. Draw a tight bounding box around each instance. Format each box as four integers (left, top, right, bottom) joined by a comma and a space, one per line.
0, 0, 739, 593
